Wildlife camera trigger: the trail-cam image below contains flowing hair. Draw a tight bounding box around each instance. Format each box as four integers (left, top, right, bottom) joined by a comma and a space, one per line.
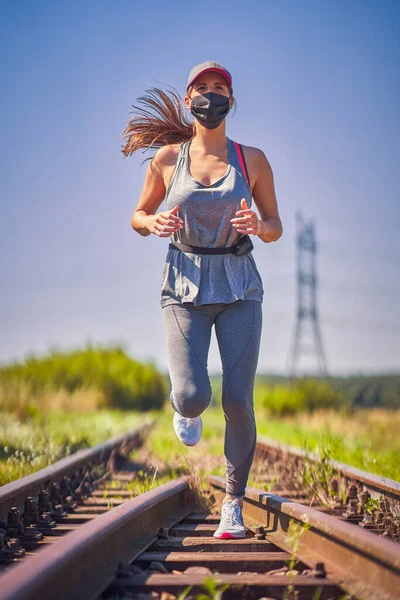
121, 86, 195, 164
121, 83, 235, 164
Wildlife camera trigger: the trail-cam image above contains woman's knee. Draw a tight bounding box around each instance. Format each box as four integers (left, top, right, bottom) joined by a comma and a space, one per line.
171, 384, 212, 418
222, 380, 254, 419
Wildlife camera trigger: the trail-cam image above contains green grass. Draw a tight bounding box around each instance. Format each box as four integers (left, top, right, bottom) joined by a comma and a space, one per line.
146, 405, 400, 482
138, 404, 400, 482
143, 406, 226, 479
1, 405, 399, 487
0, 410, 154, 485
255, 407, 400, 481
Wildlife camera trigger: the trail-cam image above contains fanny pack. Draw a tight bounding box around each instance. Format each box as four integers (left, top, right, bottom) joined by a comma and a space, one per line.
169, 234, 254, 256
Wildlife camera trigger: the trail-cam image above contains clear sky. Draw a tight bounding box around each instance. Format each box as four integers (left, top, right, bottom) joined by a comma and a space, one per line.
1, 0, 399, 376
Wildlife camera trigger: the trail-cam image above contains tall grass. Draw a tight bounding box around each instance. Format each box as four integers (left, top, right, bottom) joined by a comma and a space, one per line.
255, 407, 400, 481
1, 405, 398, 487
0, 344, 167, 413
0, 410, 153, 485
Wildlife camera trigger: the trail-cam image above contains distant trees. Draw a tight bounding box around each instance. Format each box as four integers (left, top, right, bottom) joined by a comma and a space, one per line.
240, 374, 399, 416
330, 375, 400, 409
254, 377, 348, 416
1, 345, 398, 416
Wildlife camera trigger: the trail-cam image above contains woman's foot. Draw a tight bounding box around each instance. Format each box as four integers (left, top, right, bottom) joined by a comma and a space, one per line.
213, 497, 246, 539
173, 411, 203, 446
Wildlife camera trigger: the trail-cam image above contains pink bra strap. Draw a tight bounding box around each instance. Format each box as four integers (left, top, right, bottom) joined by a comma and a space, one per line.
234, 141, 250, 187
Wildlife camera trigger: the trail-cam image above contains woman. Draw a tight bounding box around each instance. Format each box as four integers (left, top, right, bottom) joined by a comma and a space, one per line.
125, 61, 282, 539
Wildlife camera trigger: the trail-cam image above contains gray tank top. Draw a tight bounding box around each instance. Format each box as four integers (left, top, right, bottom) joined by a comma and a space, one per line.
160, 136, 264, 307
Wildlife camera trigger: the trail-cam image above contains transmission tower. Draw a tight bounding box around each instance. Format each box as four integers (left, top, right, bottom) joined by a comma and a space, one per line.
286, 211, 328, 378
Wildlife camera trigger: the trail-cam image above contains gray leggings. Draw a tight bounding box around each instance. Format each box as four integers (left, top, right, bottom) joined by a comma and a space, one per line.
162, 299, 263, 497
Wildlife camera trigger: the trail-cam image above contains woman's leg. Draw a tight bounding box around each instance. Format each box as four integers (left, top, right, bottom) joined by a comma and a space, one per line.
162, 303, 214, 418
214, 300, 263, 499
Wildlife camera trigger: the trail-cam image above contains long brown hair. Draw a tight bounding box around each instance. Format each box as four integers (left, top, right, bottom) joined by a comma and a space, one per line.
121, 83, 234, 163
121, 86, 195, 163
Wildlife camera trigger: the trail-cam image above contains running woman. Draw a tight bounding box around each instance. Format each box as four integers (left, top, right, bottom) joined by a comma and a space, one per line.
125, 61, 282, 539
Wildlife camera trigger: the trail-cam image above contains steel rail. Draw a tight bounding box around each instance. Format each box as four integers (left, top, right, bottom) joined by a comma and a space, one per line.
0, 477, 190, 600
3, 472, 397, 599
2, 433, 398, 600
208, 474, 400, 600
0, 421, 153, 518
255, 435, 400, 500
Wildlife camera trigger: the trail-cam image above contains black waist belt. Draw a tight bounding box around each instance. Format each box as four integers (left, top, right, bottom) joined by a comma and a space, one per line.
169, 234, 254, 256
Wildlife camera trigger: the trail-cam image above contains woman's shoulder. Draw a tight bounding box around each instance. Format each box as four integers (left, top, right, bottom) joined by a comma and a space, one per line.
237, 142, 268, 161
152, 142, 187, 186
154, 142, 186, 166
234, 143, 273, 191
238, 143, 272, 172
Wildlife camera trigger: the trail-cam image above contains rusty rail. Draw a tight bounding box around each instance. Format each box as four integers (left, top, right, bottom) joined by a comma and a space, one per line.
256, 435, 400, 500
254, 435, 400, 543
209, 475, 400, 600
0, 478, 190, 600
1, 470, 399, 599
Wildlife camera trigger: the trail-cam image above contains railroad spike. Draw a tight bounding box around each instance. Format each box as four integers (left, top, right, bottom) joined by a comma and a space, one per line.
6, 507, 43, 549
0, 532, 25, 563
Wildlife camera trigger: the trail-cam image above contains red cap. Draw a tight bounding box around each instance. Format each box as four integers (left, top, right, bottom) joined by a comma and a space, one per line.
186, 61, 232, 91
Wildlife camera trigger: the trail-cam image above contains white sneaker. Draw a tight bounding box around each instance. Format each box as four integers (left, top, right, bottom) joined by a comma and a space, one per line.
173, 411, 203, 446
213, 498, 246, 539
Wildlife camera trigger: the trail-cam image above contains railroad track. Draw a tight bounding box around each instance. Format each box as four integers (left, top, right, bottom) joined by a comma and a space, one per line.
0, 422, 153, 571
1, 438, 399, 599
253, 437, 400, 543
1, 421, 400, 599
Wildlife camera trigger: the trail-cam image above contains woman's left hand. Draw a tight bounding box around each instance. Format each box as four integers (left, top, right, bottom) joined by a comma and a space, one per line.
230, 198, 261, 236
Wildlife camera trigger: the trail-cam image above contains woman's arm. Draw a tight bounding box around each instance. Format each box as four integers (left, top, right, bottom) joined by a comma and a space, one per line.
131, 146, 183, 237
244, 147, 283, 243
131, 151, 166, 236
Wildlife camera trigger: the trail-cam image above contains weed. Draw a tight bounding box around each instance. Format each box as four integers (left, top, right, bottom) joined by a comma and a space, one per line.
176, 575, 230, 600
280, 519, 311, 600
284, 519, 311, 572
264, 475, 278, 492
124, 467, 159, 496
299, 444, 346, 509
363, 496, 381, 515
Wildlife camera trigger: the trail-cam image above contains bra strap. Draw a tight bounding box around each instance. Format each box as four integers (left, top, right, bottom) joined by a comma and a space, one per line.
234, 141, 250, 186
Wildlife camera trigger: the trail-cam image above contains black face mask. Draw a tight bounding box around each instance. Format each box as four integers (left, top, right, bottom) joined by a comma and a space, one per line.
190, 92, 231, 129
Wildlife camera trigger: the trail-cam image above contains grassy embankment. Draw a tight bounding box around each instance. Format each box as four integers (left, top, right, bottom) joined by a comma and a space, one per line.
0, 410, 159, 485
1, 345, 399, 485
142, 405, 400, 483
3, 403, 397, 488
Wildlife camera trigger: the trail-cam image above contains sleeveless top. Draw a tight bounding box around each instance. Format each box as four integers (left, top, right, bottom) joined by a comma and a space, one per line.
160, 136, 264, 307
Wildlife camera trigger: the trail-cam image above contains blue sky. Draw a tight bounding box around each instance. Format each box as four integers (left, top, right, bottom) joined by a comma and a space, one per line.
1, 0, 399, 376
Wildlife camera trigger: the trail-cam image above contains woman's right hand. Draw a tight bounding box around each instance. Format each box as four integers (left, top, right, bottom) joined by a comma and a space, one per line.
147, 205, 183, 238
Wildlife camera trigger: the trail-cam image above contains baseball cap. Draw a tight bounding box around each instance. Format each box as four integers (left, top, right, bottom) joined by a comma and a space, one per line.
186, 61, 232, 91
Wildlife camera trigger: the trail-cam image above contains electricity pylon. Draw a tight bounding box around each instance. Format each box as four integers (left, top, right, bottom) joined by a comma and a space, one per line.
286, 211, 328, 378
